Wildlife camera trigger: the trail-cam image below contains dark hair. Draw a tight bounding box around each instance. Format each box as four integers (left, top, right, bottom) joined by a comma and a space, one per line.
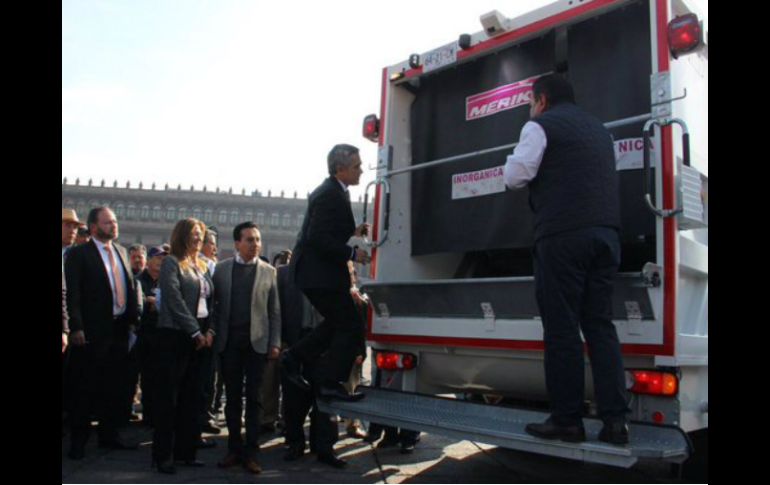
129, 244, 147, 255
233, 221, 260, 242
327, 144, 360, 176
272, 249, 292, 267
532, 74, 575, 108
87, 207, 110, 230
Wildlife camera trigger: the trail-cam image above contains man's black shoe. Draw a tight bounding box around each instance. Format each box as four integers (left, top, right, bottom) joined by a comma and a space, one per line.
283, 443, 306, 461
280, 351, 310, 391
318, 383, 365, 402
196, 438, 217, 449
525, 417, 586, 443
317, 451, 347, 468
598, 420, 630, 445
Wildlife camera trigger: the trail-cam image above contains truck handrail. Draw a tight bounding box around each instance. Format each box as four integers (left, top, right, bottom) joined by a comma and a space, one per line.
642, 118, 689, 218
382, 113, 652, 178
362, 178, 391, 248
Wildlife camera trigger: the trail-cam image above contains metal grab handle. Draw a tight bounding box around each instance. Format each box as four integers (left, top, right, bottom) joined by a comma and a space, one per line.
363, 178, 390, 248
642, 118, 690, 218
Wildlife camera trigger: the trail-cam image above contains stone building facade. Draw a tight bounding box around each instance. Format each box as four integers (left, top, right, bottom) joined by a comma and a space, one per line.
62, 178, 371, 262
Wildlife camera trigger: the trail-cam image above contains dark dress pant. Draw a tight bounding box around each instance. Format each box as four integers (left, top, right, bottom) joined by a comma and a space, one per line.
151, 328, 203, 462
291, 288, 364, 386
534, 226, 629, 425
221, 340, 267, 458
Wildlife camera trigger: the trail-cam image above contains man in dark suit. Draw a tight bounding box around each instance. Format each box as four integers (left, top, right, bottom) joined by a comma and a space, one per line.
280, 144, 371, 468
64, 207, 140, 459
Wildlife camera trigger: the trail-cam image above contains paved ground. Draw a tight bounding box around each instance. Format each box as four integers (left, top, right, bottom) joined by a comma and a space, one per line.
62, 416, 686, 483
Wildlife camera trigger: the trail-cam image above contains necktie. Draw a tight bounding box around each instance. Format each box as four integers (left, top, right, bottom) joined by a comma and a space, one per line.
105, 244, 126, 309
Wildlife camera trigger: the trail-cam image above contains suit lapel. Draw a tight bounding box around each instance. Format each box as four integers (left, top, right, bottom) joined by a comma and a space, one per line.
250, 261, 265, 341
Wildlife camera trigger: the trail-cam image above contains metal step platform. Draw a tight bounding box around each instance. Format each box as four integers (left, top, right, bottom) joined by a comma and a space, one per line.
317, 387, 691, 468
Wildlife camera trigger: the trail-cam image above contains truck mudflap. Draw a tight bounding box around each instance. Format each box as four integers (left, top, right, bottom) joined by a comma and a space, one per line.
317, 387, 692, 469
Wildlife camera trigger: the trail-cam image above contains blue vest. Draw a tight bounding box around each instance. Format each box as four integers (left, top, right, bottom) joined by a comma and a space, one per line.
529, 103, 620, 241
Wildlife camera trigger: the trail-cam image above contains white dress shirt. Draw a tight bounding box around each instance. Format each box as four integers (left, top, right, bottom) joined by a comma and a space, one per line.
92, 238, 128, 316
503, 121, 548, 189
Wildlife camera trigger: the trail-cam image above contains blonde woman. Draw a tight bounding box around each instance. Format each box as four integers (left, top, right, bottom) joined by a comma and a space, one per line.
151, 218, 215, 474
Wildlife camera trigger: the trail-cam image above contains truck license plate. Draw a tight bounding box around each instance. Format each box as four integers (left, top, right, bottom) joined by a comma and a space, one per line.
423, 42, 458, 74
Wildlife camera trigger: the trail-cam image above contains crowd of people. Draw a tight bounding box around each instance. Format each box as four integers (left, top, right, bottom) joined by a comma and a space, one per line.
60, 144, 420, 476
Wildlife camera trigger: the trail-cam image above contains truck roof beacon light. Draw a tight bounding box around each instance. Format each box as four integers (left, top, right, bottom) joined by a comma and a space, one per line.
480, 10, 508, 37
458, 34, 472, 50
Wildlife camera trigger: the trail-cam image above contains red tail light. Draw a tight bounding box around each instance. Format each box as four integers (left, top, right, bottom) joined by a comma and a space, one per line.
668, 13, 703, 59
627, 370, 678, 396
375, 351, 417, 371
363, 114, 379, 142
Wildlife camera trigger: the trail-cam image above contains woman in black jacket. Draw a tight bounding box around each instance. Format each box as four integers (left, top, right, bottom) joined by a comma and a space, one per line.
151, 218, 215, 473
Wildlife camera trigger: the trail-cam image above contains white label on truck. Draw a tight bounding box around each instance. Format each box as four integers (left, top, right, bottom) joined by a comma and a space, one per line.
423, 42, 458, 74
451, 166, 506, 200
614, 137, 657, 171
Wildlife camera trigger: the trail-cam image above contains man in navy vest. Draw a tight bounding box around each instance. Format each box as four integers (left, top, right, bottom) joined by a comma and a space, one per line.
503, 74, 630, 445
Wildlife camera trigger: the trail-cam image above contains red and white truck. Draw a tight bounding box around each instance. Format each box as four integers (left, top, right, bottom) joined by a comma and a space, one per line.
321, 0, 707, 474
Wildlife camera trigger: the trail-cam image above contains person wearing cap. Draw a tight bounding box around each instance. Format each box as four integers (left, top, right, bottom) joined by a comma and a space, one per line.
135, 246, 169, 427
62, 208, 85, 259
64, 207, 140, 459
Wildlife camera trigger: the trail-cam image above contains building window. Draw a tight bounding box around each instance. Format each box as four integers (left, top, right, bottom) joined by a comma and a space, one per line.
193, 207, 202, 220
256, 212, 265, 225
283, 214, 292, 228
218, 210, 228, 224
244, 211, 253, 223
178, 207, 187, 219
270, 213, 279, 227
230, 209, 239, 224
127, 204, 137, 219
153, 206, 162, 220
140, 205, 150, 219
115, 203, 125, 218
297, 214, 304, 227
167, 207, 176, 221
204, 209, 213, 223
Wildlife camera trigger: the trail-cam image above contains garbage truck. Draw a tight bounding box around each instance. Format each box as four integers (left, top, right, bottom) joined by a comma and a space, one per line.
319, 0, 708, 473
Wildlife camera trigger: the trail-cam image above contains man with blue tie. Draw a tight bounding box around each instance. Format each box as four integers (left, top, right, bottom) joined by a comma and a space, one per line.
64, 207, 140, 459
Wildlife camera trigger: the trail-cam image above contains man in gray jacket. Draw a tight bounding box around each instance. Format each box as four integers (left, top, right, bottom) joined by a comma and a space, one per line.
210, 221, 281, 474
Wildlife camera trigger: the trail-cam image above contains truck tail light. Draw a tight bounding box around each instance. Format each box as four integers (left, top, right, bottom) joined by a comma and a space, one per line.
363, 114, 379, 142
626, 370, 678, 396
668, 13, 703, 59
375, 351, 417, 371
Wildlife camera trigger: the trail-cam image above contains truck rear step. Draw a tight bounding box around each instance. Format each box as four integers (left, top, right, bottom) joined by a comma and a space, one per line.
317, 387, 691, 468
